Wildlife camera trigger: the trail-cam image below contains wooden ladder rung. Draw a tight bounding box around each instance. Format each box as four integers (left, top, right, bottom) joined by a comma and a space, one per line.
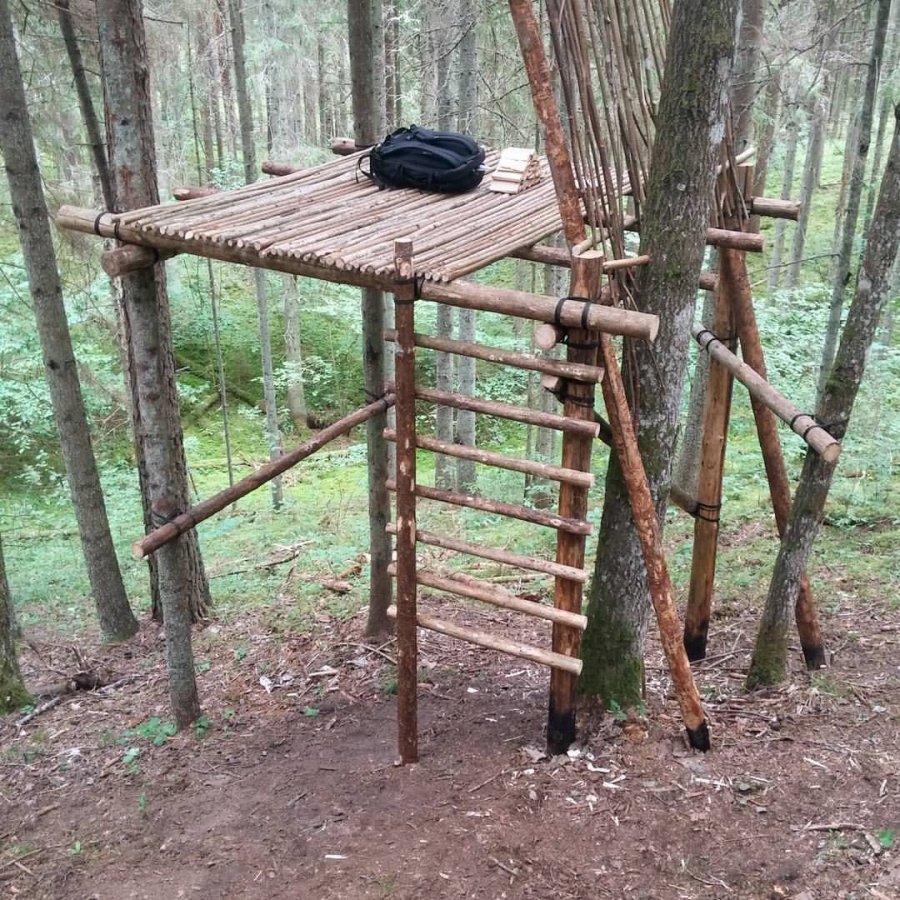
384, 329, 604, 384
384, 430, 594, 488
414, 386, 600, 437
386, 481, 592, 535
386, 605, 582, 675
386, 524, 587, 583
388, 564, 586, 629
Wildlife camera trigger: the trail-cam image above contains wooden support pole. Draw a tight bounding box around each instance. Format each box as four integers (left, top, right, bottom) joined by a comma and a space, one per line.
547, 251, 603, 754
507, 0, 585, 248
387, 524, 587, 583
683, 251, 737, 661
749, 196, 801, 220
692, 325, 841, 463
730, 264, 826, 668
393, 240, 418, 764
131, 394, 395, 559
387, 481, 592, 535
597, 334, 710, 750
384, 329, 604, 384
101, 245, 177, 278
384, 429, 595, 488
388, 565, 587, 629
386, 606, 583, 675
172, 185, 219, 201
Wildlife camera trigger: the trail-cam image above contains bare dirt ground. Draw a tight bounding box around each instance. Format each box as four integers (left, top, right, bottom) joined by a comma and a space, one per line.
2, 587, 898, 900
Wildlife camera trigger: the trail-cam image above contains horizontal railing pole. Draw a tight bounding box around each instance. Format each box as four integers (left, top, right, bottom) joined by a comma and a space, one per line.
692, 325, 840, 462
386, 605, 583, 675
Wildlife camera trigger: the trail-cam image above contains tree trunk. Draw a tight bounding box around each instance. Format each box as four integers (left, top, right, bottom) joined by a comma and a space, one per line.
766, 101, 799, 294
56, 0, 114, 210
282, 275, 308, 431
384, 1, 402, 129
749, 71, 781, 232
96, 0, 203, 726
786, 93, 828, 289
0, 0, 138, 642
731, 0, 763, 151
348, 0, 392, 637
0, 531, 29, 713
819, 0, 891, 402
748, 104, 900, 688
455, 0, 478, 492
228, 0, 283, 510
580, 0, 737, 707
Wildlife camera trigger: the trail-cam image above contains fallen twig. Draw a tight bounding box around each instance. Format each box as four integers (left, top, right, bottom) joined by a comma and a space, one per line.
336, 641, 397, 666
15, 696, 61, 729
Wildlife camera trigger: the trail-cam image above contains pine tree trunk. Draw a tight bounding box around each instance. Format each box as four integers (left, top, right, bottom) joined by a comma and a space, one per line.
455, 0, 478, 492
787, 94, 828, 288
0, 532, 29, 713
766, 102, 799, 294
96, 0, 203, 726
0, 0, 138, 642
349, 0, 392, 636
749, 72, 781, 232
228, 0, 283, 509
748, 104, 900, 688
580, 0, 737, 707
818, 0, 891, 403
56, 0, 114, 210
282, 275, 307, 431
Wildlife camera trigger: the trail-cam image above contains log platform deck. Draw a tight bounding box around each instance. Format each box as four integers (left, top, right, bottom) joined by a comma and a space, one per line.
74, 150, 573, 285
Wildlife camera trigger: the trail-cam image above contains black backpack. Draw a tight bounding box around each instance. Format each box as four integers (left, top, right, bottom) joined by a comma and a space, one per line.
359, 125, 486, 194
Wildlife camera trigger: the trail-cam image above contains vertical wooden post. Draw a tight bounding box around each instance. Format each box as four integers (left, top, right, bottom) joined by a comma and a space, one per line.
547, 250, 603, 754
393, 239, 418, 763
597, 331, 710, 750
683, 249, 736, 660
729, 256, 826, 668
507, 0, 586, 248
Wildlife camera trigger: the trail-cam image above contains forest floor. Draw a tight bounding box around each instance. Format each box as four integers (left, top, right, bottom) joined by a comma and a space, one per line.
1, 571, 899, 900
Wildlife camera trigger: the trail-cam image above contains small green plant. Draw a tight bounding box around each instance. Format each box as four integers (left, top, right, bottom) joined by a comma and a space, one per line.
879, 828, 895, 850
68, 840, 83, 856
810, 674, 849, 698
138, 792, 150, 816
194, 715, 211, 739
122, 747, 141, 776
302, 707, 320, 717
380, 672, 398, 696
121, 717, 177, 747
234, 646, 248, 662
195, 660, 212, 674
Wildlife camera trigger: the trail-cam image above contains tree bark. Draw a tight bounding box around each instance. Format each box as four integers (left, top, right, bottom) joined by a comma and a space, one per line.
766, 100, 799, 294
748, 105, 900, 688
56, 0, 114, 210
0, 0, 138, 642
282, 275, 308, 431
0, 532, 29, 713
580, 0, 737, 706
348, 0, 392, 636
96, 0, 203, 726
228, 0, 283, 510
455, 0, 479, 492
819, 0, 891, 403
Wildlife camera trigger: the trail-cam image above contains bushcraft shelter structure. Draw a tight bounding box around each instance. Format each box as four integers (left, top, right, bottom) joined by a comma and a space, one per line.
57, 1, 839, 763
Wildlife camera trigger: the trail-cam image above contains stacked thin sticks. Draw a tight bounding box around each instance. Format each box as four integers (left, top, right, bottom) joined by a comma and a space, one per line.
546, 0, 670, 265
489, 148, 543, 193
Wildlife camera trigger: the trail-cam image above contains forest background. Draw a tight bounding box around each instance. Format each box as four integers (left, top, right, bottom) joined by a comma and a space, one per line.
0, 0, 898, 702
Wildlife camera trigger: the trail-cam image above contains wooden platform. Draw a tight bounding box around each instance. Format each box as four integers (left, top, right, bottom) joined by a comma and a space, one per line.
109, 151, 562, 284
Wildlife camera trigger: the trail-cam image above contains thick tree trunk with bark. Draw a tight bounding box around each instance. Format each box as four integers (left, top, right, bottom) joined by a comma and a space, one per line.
748, 105, 900, 688
96, 0, 204, 726
0, 532, 29, 714
0, 0, 138, 642
348, 0, 392, 636
819, 0, 891, 402
580, 0, 737, 707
